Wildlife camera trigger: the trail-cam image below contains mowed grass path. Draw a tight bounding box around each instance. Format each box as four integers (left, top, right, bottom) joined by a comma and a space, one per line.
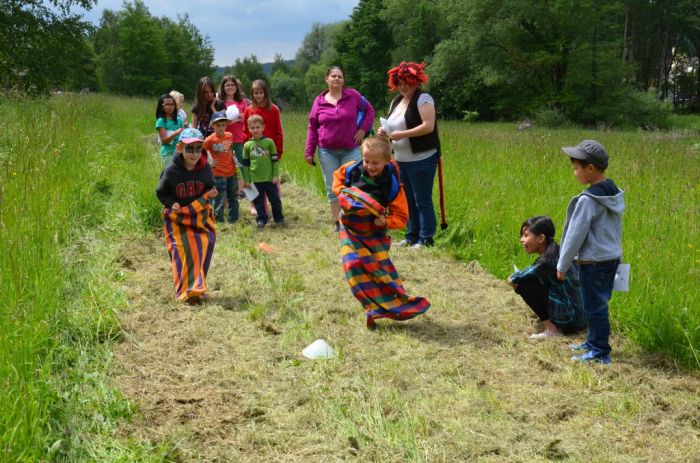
115, 182, 699, 462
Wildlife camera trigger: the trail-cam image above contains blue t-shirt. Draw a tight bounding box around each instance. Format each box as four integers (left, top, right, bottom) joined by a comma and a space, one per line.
155, 116, 184, 157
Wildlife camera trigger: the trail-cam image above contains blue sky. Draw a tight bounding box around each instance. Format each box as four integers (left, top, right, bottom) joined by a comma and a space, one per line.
74, 0, 358, 66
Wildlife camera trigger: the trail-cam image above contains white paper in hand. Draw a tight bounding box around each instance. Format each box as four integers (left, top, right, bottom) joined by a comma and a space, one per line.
613, 263, 630, 292
380, 117, 390, 135
225, 105, 240, 122
243, 183, 259, 201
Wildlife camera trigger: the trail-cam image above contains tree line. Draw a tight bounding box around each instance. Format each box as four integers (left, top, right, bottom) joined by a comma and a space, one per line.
3, 0, 699, 128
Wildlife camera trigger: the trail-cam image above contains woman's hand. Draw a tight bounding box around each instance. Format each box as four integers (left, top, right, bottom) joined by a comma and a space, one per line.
507, 276, 518, 290
207, 187, 218, 198
374, 215, 387, 227
354, 128, 366, 144
556, 271, 566, 282
172, 203, 182, 213
389, 130, 407, 141
305, 157, 316, 166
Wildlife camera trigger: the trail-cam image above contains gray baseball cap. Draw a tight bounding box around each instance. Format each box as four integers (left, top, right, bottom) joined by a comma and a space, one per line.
561, 139, 608, 170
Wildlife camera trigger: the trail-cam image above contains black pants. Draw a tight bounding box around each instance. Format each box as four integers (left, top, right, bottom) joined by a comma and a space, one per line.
253, 182, 283, 224
515, 279, 549, 321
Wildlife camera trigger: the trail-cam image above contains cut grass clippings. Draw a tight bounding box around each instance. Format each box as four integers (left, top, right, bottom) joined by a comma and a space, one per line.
114, 182, 700, 462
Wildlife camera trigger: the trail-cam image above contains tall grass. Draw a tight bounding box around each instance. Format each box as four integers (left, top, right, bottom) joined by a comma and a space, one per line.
281, 113, 699, 367
0, 94, 168, 460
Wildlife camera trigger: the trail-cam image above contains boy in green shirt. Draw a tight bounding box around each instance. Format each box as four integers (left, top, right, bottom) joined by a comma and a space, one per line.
242, 115, 284, 228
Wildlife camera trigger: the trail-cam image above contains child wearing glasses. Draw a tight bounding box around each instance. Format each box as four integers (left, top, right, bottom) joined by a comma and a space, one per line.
156, 128, 218, 304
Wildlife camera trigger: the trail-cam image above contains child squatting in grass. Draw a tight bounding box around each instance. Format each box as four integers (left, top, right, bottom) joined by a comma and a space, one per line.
557, 139, 625, 364
508, 216, 587, 339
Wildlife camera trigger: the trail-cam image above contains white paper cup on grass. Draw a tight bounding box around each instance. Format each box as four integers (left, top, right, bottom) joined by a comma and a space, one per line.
302, 339, 334, 359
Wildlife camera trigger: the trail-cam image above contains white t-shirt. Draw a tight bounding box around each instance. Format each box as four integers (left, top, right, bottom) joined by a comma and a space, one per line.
387, 93, 437, 162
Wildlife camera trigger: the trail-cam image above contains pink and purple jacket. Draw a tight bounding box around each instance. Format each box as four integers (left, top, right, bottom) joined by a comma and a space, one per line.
305, 88, 375, 161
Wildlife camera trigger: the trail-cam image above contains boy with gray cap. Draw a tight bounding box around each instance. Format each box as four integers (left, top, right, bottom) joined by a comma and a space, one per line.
556, 139, 624, 364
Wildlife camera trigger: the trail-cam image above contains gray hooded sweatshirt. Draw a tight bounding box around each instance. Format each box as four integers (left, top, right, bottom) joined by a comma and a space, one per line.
557, 179, 625, 273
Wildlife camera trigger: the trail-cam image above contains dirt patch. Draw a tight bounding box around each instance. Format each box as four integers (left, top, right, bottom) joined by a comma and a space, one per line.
114, 183, 700, 462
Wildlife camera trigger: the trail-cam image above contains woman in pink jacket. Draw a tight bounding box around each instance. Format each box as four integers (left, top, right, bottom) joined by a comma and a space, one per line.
305, 66, 375, 231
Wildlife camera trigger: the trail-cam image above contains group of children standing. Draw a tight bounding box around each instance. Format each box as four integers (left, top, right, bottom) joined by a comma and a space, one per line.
155, 75, 285, 304
154, 76, 624, 364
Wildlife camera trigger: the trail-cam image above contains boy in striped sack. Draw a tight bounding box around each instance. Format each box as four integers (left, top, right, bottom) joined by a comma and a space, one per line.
332, 136, 430, 329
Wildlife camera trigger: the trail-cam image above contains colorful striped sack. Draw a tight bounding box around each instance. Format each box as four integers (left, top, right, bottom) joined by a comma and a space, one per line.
338, 187, 430, 329
162, 195, 217, 302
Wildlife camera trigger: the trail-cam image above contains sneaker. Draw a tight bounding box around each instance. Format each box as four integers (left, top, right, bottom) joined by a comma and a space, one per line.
571, 350, 611, 364
529, 331, 563, 339
334, 221, 340, 232
274, 219, 285, 227
569, 341, 591, 352
397, 239, 416, 247
411, 238, 434, 249
256, 221, 266, 229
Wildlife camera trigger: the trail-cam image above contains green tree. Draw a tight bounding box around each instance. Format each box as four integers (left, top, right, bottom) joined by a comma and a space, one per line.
294, 21, 345, 73
270, 70, 303, 108
335, 0, 394, 107
232, 55, 265, 93
162, 15, 214, 99
271, 53, 290, 75
94, 1, 212, 97
0, 0, 96, 92
304, 63, 328, 102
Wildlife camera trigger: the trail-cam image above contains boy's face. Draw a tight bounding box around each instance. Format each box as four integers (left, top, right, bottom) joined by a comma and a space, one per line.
362, 149, 389, 178
183, 143, 203, 167
213, 120, 227, 136
571, 159, 595, 185
248, 121, 264, 139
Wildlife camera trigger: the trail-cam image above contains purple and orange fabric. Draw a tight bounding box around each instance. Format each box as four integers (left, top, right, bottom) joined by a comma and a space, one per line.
162, 194, 216, 301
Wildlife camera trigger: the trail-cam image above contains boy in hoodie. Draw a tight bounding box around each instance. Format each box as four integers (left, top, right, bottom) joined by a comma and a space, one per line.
156, 128, 218, 303
556, 139, 624, 364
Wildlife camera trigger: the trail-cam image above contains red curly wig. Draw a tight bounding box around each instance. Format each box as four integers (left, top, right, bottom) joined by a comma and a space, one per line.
387, 61, 429, 91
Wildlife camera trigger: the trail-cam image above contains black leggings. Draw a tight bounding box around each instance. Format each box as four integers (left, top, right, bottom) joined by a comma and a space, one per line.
515, 279, 549, 321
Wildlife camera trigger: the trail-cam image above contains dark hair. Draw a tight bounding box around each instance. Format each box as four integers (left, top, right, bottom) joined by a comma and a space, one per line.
156, 94, 177, 122
219, 74, 242, 103
520, 216, 559, 265
193, 76, 216, 118
251, 79, 272, 110
570, 157, 591, 168
326, 65, 344, 77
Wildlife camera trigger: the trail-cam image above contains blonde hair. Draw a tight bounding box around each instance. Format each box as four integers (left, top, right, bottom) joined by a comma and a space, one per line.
247, 114, 264, 126
169, 90, 184, 109
362, 136, 393, 160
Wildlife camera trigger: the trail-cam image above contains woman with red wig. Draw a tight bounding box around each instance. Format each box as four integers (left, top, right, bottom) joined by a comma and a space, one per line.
377, 62, 440, 248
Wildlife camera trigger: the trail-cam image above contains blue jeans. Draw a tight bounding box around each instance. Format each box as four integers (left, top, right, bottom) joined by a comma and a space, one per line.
579, 260, 618, 357
398, 152, 438, 244
212, 176, 239, 223
318, 147, 361, 202
253, 182, 284, 224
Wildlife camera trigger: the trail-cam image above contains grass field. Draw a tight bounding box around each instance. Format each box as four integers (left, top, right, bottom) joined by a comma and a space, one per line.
280, 111, 700, 368
0, 94, 697, 460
